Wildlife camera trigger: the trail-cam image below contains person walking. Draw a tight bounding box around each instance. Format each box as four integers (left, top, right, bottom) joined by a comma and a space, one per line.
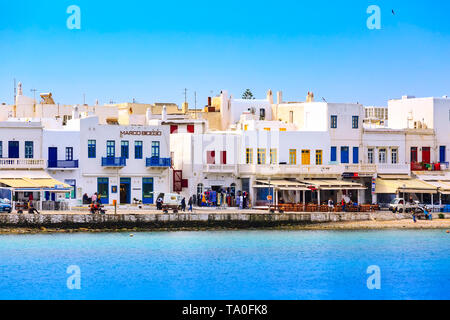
181, 197, 186, 212
92, 192, 98, 204
239, 194, 244, 210
188, 196, 193, 212
156, 197, 163, 210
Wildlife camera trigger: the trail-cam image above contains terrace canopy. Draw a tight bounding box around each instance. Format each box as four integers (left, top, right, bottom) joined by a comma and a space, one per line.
301, 179, 366, 190
375, 177, 437, 194
0, 170, 71, 210
254, 179, 310, 191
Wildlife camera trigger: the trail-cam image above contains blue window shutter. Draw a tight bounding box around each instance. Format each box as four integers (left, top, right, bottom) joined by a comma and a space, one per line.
331, 147, 337, 162
341, 147, 349, 164
440, 146, 446, 163
353, 147, 359, 164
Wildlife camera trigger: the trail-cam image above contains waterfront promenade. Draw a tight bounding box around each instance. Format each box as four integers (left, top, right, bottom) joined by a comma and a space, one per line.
1, 208, 449, 233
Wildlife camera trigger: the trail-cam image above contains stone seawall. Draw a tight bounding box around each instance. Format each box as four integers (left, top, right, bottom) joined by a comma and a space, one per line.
0, 212, 413, 229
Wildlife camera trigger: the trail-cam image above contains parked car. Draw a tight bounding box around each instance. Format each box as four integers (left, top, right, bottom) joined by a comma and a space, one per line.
389, 198, 419, 213
0, 199, 12, 213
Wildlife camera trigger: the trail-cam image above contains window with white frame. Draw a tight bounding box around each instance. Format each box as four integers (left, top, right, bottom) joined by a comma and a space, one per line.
368, 148, 374, 164
379, 148, 387, 164
391, 148, 398, 164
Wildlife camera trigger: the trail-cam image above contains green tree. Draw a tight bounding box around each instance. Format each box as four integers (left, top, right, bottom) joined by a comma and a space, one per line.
242, 89, 254, 99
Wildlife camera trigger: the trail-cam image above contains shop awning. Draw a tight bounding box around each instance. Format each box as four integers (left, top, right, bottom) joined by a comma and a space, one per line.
375, 178, 437, 194
377, 174, 410, 180
254, 180, 310, 191
0, 177, 70, 190
301, 179, 366, 190
423, 180, 450, 195
0, 179, 38, 188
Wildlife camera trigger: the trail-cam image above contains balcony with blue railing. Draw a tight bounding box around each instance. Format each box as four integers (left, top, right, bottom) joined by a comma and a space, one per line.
146, 156, 171, 168
101, 157, 127, 167
48, 160, 79, 169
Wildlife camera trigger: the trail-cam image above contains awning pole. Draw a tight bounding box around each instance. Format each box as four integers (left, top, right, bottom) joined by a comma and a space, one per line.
317, 189, 320, 208
303, 190, 305, 208
40, 188, 43, 212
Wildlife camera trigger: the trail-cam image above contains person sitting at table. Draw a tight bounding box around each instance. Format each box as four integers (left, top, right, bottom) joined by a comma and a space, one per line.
28, 201, 40, 214
327, 198, 334, 211
341, 198, 346, 212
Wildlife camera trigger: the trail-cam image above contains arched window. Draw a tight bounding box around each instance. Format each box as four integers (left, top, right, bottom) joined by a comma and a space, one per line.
230, 183, 236, 195
197, 183, 203, 195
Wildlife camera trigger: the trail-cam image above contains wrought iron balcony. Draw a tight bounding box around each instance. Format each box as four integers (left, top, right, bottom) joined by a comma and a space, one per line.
48, 160, 79, 169
102, 157, 127, 167
146, 157, 171, 167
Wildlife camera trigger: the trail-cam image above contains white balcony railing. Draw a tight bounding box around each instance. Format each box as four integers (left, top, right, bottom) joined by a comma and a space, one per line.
0, 158, 46, 170
203, 164, 238, 174
237, 163, 410, 176
376, 163, 410, 174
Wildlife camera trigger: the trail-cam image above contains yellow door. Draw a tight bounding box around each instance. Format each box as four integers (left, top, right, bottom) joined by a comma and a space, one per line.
301, 150, 310, 165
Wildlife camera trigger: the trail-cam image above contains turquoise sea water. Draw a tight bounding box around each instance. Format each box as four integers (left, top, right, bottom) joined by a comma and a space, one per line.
0, 230, 449, 300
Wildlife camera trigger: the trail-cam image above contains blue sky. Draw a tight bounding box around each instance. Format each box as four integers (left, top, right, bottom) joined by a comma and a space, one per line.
1, 0, 449, 107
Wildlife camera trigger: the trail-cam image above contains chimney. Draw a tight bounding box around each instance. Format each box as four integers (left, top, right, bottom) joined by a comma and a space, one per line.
182, 102, 189, 114
162, 105, 167, 121
276, 91, 283, 104
72, 105, 80, 119
207, 97, 212, 106
146, 107, 153, 123
267, 89, 273, 104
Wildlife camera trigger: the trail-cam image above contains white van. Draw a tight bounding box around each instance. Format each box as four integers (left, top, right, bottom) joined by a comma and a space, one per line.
154, 192, 183, 213
389, 198, 419, 213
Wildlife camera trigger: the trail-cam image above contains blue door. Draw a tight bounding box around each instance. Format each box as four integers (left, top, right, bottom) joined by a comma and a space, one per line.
142, 178, 154, 204
8, 141, 19, 158
97, 178, 109, 204
353, 147, 359, 164
341, 147, 349, 164
440, 146, 446, 163
48, 147, 58, 167
120, 178, 131, 204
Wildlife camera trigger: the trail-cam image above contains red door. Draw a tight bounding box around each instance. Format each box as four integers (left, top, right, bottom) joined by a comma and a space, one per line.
173, 170, 183, 192
422, 147, 430, 164
411, 147, 417, 163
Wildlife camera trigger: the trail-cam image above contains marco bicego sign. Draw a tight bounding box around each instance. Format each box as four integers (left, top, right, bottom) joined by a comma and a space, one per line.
120, 130, 162, 138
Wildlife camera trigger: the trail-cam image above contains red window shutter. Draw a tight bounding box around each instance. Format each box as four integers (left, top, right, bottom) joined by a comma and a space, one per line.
207, 151, 215, 164
221, 151, 227, 164
187, 125, 195, 133
170, 125, 178, 134
181, 179, 188, 188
